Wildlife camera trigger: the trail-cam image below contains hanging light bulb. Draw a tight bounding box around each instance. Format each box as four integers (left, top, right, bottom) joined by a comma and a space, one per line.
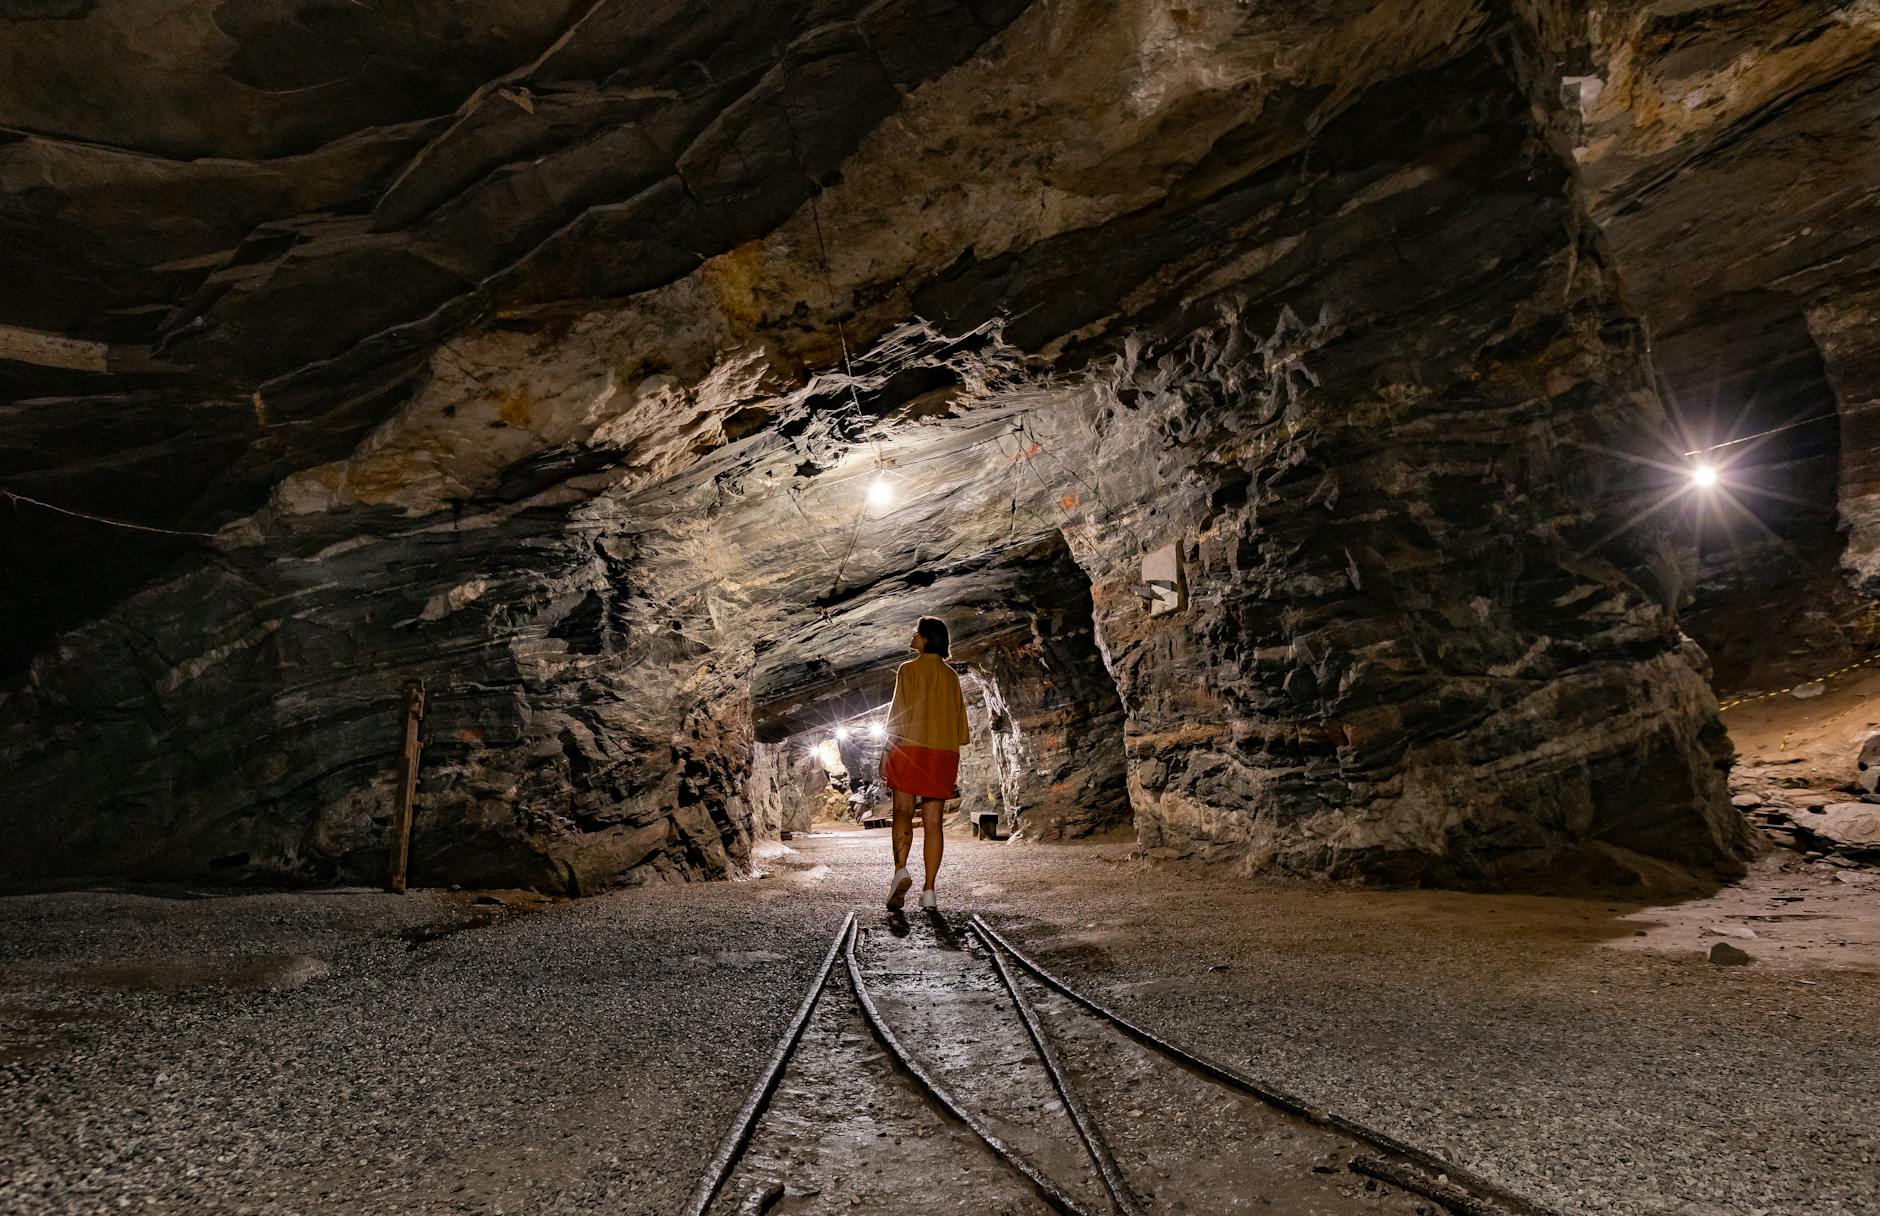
867, 477, 893, 508
835, 726, 851, 741
868, 721, 886, 740
1691, 464, 1718, 489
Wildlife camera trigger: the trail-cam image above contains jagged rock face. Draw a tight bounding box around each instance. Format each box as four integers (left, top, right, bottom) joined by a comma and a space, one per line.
985, 41, 1752, 888
1565, 2, 1880, 571
0, 497, 758, 891
1, 0, 1823, 893
747, 741, 827, 839
961, 548, 1129, 840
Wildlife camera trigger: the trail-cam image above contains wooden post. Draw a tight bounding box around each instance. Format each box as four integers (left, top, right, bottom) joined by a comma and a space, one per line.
387, 679, 427, 893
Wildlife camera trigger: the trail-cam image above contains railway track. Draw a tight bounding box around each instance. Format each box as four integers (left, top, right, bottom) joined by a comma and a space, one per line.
682, 910, 1570, 1216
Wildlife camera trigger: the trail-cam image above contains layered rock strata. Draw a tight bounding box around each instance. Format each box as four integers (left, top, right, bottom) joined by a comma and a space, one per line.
0, 496, 759, 891
0, 1, 1795, 892
747, 741, 827, 839
1565, 2, 1880, 575
960, 554, 1130, 840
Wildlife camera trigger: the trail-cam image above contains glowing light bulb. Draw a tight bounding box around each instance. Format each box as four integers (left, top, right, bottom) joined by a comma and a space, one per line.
867, 477, 893, 508
1691, 464, 1718, 488
835, 726, 850, 741
869, 721, 886, 740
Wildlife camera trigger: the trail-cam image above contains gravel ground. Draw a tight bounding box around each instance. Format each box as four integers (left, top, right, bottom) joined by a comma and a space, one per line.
2, 830, 1874, 1215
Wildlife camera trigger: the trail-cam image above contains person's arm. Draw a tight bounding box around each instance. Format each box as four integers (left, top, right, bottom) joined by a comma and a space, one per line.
953, 680, 971, 749
884, 664, 910, 746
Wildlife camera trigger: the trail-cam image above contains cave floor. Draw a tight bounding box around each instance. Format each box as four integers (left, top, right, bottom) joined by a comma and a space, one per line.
1, 836, 1874, 1216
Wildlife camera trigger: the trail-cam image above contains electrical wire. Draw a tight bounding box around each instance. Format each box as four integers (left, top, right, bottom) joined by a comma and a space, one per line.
1681, 412, 1838, 458
3, 488, 219, 539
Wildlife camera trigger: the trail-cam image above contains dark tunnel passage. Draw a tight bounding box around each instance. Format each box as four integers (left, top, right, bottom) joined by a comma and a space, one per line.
750, 532, 1129, 843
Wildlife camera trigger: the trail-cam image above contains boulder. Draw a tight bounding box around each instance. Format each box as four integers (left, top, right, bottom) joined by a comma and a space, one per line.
1810, 804, 1880, 859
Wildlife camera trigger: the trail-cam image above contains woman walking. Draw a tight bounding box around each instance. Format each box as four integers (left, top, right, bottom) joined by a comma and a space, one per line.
882, 616, 971, 911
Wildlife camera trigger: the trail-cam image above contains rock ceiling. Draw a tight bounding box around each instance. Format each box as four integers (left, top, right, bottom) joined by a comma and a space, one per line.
1, 0, 1875, 892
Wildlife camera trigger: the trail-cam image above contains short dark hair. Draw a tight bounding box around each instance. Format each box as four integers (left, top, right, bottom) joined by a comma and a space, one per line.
916, 616, 951, 658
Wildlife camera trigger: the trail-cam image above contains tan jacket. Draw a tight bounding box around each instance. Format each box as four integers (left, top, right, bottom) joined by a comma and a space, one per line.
885, 654, 970, 751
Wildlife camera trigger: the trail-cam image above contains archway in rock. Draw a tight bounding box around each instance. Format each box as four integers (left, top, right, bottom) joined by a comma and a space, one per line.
1571, 7, 1880, 713
751, 531, 1128, 843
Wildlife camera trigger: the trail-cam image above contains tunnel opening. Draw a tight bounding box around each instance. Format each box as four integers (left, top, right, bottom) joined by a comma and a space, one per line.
749, 530, 1131, 848
1662, 295, 1856, 695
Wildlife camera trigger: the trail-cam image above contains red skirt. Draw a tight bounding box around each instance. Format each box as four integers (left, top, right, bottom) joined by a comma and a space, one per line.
882, 743, 960, 800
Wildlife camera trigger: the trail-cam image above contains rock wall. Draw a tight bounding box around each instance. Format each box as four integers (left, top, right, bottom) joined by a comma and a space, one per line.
953, 684, 1005, 828
0, 495, 758, 893
747, 740, 828, 839
995, 43, 1757, 889
1811, 277, 1880, 593
1565, 1, 1880, 579
960, 555, 1129, 840
0, 1, 1805, 894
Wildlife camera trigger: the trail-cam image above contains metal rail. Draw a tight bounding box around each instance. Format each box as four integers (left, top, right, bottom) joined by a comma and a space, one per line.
686, 908, 1576, 1216
971, 921, 1149, 1216
971, 914, 1572, 1216
679, 911, 852, 1216
844, 917, 1105, 1216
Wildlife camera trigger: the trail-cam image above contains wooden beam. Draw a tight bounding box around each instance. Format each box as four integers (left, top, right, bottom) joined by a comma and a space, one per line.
0, 324, 108, 372
387, 679, 427, 894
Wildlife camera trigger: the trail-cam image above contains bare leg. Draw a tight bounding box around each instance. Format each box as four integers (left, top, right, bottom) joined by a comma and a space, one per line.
919, 797, 945, 890
891, 788, 915, 873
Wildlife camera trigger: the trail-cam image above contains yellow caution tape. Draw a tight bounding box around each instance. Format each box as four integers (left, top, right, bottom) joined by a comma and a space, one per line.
1718, 652, 1880, 712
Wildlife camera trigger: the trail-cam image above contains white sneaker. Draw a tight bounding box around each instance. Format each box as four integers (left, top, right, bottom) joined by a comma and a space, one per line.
887, 868, 912, 910
919, 889, 937, 911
